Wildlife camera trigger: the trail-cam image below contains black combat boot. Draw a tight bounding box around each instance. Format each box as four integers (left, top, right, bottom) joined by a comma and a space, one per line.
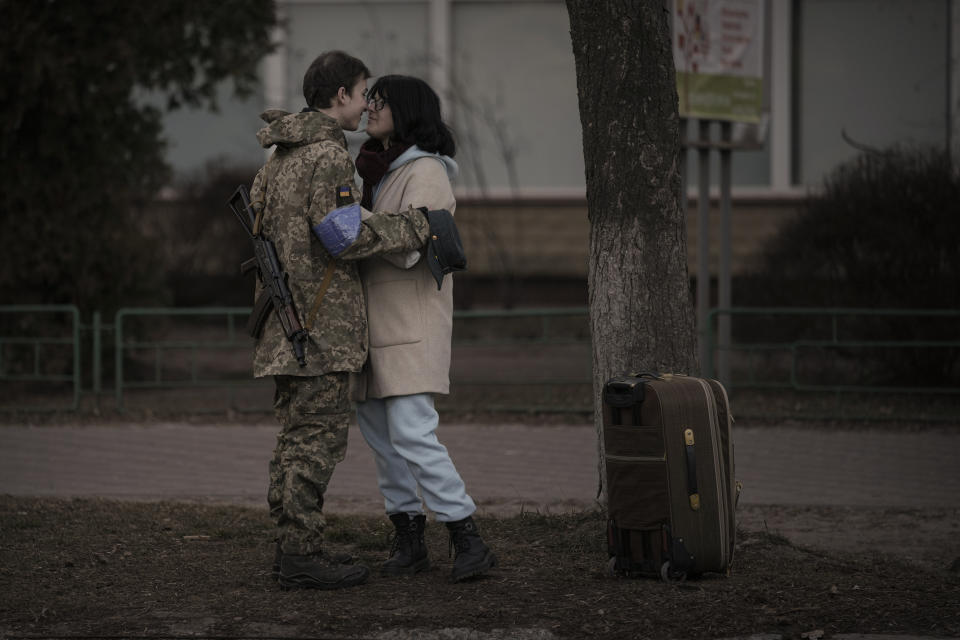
382, 513, 430, 575
445, 516, 497, 582
271, 541, 355, 581
277, 551, 369, 590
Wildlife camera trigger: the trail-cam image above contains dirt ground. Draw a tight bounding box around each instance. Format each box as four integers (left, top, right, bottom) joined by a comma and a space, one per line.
0, 496, 957, 640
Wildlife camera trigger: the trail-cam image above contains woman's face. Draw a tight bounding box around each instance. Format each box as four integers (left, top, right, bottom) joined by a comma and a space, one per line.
365, 93, 395, 145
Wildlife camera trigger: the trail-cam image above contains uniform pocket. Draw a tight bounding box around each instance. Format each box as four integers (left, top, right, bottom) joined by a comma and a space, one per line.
368, 279, 423, 347
276, 373, 351, 418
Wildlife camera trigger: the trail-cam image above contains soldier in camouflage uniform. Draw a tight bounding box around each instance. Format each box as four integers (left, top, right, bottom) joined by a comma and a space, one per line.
249, 51, 430, 590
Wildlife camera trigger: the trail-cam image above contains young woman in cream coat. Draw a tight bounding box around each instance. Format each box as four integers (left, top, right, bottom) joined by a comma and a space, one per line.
356, 75, 496, 583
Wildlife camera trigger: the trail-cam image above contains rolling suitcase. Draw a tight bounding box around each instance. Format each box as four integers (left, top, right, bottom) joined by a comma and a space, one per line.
603, 372, 739, 580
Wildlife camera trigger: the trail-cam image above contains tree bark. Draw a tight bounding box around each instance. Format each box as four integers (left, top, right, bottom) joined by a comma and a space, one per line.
566, 0, 698, 500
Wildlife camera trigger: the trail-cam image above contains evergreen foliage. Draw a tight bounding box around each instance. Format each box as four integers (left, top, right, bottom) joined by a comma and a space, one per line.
0, 0, 277, 314
745, 146, 960, 384
759, 147, 959, 310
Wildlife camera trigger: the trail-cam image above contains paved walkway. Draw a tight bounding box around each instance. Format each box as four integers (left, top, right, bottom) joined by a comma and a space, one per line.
1, 422, 958, 512
4, 422, 957, 640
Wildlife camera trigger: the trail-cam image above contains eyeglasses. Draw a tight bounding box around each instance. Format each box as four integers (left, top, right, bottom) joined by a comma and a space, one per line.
366, 96, 386, 112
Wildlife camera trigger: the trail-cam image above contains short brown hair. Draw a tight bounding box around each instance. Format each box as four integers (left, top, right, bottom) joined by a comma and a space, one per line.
302, 50, 371, 109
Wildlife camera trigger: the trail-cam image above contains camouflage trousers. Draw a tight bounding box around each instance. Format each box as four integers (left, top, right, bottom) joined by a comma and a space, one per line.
268, 372, 352, 555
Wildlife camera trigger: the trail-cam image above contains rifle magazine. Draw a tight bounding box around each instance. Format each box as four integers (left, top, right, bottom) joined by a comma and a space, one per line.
247, 290, 274, 338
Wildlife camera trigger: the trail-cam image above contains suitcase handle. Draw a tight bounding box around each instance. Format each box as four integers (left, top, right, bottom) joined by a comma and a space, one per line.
604, 377, 646, 407
627, 371, 664, 381
603, 373, 663, 408
683, 428, 700, 510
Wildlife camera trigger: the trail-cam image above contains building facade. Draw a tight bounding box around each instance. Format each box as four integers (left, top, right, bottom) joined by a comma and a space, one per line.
158, 0, 959, 283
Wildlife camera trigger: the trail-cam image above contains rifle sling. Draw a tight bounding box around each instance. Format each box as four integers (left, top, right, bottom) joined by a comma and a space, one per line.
252, 205, 265, 236
305, 260, 336, 330
251, 160, 271, 237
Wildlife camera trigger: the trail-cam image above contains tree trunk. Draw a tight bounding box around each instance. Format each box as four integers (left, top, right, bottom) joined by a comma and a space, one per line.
566, 0, 698, 500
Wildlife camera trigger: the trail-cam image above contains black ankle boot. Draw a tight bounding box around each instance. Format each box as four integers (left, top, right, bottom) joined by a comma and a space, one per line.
277, 552, 369, 590
446, 516, 497, 582
272, 541, 355, 581
382, 513, 430, 575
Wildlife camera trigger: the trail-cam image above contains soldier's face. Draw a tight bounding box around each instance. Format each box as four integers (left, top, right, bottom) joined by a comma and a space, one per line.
340, 77, 368, 132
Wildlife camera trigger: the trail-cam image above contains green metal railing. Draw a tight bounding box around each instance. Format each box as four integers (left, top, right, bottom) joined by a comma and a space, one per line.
705, 307, 960, 391
447, 307, 592, 412
3, 304, 959, 420
0, 305, 81, 411
704, 307, 960, 421
113, 307, 259, 412
110, 306, 592, 412
453, 307, 589, 345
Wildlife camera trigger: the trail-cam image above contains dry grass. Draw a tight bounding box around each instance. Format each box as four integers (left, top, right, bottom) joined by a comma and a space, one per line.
1, 496, 958, 639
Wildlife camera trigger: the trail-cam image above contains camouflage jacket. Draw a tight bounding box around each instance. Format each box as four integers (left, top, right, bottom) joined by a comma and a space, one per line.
250, 109, 430, 378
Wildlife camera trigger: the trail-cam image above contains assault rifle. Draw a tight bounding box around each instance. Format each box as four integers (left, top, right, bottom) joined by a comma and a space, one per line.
228, 184, 308, 367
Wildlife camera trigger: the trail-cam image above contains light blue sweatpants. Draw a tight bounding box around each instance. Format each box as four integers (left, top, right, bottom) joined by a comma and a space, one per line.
356, 393, 476, 522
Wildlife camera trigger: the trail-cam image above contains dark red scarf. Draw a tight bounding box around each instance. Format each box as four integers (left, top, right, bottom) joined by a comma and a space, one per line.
355, 139, 410, 208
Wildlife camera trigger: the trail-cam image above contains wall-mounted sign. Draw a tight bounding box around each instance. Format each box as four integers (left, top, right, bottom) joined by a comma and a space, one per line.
673, 0, 765, 123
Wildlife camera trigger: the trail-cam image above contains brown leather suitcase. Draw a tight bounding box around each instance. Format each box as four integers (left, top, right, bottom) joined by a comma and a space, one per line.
603, 373, 739, 580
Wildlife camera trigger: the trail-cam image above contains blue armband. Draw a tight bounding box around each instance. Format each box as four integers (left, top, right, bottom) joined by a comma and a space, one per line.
313, 202, 362, 256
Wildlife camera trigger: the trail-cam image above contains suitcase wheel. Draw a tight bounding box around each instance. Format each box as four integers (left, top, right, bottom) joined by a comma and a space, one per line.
607, 556, 619, 576
660, 561, 687, 583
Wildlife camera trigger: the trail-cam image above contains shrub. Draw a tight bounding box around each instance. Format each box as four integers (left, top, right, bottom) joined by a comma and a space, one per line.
740, 146, 960, 385
0, 0, 277, 317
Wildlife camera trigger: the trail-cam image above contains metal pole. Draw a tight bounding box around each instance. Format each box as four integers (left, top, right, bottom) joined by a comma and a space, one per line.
718, 121, 733, 388
696, 119, 711, 374
71, 307, 81, 411
114, 310, 124, 412
950, 0, 960, 169
92, 311, 101, 412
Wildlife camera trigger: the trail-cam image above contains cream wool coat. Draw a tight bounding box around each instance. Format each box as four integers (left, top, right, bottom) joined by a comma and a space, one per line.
360, 148, 457, 398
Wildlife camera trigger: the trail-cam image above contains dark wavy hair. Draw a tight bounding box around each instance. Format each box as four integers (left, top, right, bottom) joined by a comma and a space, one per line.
367, 75, 455, 157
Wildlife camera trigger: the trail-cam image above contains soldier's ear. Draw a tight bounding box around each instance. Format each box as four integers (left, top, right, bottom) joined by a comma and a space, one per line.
335, 86, 348, 104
